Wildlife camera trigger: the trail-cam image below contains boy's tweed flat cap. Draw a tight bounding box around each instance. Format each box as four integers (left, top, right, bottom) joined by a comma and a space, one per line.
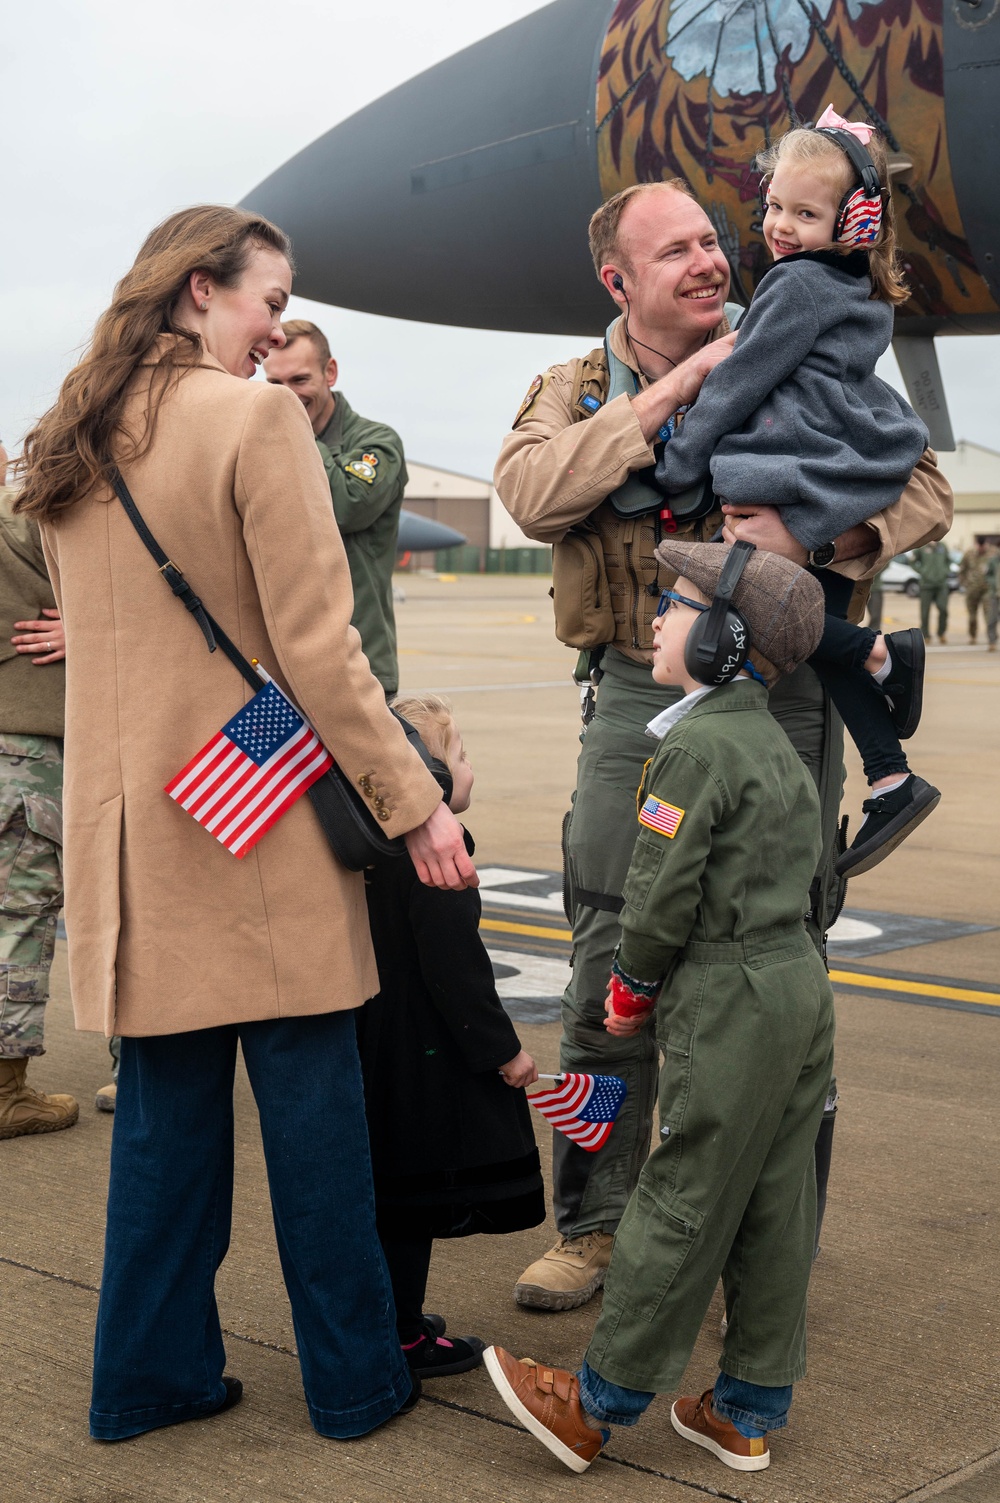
654, 541, 826, 676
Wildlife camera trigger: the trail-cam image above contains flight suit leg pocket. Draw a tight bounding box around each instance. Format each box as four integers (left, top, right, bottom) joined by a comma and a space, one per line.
602, 1180, 705, 1320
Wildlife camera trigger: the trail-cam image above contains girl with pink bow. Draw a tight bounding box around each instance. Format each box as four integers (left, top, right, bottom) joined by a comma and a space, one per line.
654, 105, 941, 880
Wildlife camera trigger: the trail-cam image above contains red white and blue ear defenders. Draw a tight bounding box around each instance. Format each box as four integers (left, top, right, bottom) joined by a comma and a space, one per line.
758, 127, 885, 247
684, 541, 754, 687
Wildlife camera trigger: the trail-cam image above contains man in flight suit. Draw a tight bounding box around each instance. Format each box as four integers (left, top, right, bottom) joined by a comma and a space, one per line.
494, 180, 953, 1311
266, 320, 407, 697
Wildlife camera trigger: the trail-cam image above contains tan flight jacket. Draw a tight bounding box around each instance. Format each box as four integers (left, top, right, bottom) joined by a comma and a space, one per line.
494, 316, 954, 662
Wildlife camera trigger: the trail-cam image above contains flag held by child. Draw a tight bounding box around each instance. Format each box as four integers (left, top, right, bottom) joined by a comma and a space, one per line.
527, 1073, 627, 1152
165, 679, 333, 859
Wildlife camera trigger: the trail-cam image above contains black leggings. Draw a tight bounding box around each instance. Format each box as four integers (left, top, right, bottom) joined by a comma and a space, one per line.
381, 1232, 433, 1343
809, 570, 908, 784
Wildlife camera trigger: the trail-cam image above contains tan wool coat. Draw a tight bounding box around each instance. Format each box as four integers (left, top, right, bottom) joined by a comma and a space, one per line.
41, 341, 442, 1039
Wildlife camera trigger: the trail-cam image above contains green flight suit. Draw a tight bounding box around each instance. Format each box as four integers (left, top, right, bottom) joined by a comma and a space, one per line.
586, 679, 835, 1393
316, 394, 406, 695
911, 541, 950, 641
557, 650, 843, 1238
986, 552, 999, 648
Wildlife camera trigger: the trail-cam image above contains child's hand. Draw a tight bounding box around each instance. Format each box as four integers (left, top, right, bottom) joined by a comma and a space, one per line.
499, 1050, 538, 1089
604, 986, 654, 1037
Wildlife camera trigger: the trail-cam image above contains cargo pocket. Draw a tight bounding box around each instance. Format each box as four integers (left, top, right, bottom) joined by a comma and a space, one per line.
621, 837, 663, 913
0, 795, 63, 914
602, 1181, 705, 1320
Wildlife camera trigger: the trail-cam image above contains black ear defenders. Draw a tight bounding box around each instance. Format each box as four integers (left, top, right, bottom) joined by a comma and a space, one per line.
684, 541, 754, 686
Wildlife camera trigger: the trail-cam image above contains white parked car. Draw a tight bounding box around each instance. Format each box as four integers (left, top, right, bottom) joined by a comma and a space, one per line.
880, 553, 961, 596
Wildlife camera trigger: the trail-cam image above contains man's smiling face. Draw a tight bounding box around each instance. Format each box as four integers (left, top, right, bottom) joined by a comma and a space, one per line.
616, 190, 730, 341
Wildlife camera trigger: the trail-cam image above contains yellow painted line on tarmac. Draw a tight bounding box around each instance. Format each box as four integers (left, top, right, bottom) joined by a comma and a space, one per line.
481, 917, 572, 942
829, 969, 1000, 1008
481, 918, 1000, 1010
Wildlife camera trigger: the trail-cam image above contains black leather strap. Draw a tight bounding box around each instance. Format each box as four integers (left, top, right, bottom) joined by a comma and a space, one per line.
111, 469, 259, 691
695, 539, 755, 669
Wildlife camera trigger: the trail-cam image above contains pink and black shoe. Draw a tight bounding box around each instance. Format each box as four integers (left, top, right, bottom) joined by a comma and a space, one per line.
402, 1317, 485, 1378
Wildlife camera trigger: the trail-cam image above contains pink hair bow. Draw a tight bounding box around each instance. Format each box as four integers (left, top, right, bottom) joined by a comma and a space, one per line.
816, 104, 874, 144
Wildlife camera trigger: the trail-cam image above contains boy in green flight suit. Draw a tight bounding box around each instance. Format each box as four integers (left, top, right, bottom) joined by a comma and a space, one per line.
486, 542, 835, 1477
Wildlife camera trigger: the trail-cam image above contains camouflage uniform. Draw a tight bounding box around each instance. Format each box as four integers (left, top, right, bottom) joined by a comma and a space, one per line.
0, 737, 63, 1058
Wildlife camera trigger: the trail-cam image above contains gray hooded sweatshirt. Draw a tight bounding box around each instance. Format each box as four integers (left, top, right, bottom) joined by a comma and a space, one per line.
653, 250, 928, 550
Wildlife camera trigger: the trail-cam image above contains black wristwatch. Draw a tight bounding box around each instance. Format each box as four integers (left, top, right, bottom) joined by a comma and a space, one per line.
809, 541, 837, 568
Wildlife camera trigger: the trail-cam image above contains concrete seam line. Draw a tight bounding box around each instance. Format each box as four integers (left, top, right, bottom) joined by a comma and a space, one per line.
892, 1446, 1000, 1501
422, 1395, 747, 1501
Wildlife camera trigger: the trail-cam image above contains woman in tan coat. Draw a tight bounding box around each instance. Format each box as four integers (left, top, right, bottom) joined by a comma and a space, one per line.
17, 204, 476, 1443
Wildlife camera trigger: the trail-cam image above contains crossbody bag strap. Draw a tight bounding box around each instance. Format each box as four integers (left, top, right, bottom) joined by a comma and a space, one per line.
110, 469, 260, 692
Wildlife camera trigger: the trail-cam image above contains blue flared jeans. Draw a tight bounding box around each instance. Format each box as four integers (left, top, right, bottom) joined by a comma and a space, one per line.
89, 1012, 410, 1441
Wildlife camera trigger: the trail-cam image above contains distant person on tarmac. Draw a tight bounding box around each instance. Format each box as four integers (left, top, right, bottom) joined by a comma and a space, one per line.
266, 320, 406, 697
494, 178, 953, 1316
958, 538, 990, 645
911, 539, 951, 644
0, 452, 77, 1140
16, 204, 474, 1444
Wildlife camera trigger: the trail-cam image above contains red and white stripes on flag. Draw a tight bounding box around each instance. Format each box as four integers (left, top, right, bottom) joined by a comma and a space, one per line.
527, 1073, 627, 1153
165, 678, 333, 859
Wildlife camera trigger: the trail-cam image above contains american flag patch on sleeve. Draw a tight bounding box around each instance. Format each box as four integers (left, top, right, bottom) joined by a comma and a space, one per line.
638, 795, 685, 838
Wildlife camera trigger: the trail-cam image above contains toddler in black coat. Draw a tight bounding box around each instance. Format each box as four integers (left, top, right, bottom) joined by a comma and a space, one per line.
356, 694, 545, 1380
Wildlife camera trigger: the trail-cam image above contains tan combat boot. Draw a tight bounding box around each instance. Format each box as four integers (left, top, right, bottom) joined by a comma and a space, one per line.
514, 1232, 614, 1311
0, 1058, 79, 1139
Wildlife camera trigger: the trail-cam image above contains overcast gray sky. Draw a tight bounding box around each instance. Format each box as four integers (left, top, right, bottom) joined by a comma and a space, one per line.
5, 0, 998, 479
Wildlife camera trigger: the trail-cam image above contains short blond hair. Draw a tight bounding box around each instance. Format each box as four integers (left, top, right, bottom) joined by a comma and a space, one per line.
588, 179, 696, 279
390, 693, 456, 762
281, 318, 331, 367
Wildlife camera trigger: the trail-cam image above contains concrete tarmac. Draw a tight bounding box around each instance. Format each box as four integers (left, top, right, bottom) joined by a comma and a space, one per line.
3, 573, 998, 1503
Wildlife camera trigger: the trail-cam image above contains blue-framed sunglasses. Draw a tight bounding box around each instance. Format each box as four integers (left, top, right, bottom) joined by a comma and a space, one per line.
654, 589, 707, 618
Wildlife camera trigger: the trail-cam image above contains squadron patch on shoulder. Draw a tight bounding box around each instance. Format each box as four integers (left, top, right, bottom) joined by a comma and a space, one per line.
344, 452, 379, 484
577, 392, 602, 415
513, 373, 547, 428
638, 795, 685, 838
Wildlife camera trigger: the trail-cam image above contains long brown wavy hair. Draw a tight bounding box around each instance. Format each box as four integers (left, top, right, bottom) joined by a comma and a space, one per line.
16, 205, 294, 521
756, 126, 908, 306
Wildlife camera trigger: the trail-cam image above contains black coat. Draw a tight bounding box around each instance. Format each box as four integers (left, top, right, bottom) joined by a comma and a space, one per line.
356, 831, 545, 1240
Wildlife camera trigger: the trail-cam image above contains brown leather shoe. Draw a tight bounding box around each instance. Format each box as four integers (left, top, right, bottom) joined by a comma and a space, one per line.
671, 1389, 770, 1472
514, 1232, 614, 1311
484, 1347, 605, 1473
0, 1058, 79, 1140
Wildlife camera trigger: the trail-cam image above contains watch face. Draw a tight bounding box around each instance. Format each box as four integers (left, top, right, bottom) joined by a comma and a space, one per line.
813, 543, 836, 567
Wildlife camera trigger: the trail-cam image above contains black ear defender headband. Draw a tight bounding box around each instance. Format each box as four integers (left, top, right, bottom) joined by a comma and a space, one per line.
684, 540, 755, 686
758, 127, 885, 246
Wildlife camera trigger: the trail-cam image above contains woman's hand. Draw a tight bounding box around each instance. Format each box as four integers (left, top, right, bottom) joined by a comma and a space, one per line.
721, 505, 808, 566
499, 1049, 538, 1089
404, 801, 479, 890
604, 986, 654, 1038
12, 607, 65, 665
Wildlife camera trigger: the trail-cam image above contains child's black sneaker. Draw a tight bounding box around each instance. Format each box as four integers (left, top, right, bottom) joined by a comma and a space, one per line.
403, 1320, 486, 1378
879, 629, 925, 739
835, 774, 940, 878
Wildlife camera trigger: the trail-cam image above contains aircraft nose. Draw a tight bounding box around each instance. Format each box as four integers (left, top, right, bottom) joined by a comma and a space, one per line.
241, 0, 612, 335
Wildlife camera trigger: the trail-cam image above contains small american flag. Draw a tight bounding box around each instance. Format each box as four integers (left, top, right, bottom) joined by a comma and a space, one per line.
527, 1073, 627, 1152
165, 677, 333, 859
639, 794, 685, 838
